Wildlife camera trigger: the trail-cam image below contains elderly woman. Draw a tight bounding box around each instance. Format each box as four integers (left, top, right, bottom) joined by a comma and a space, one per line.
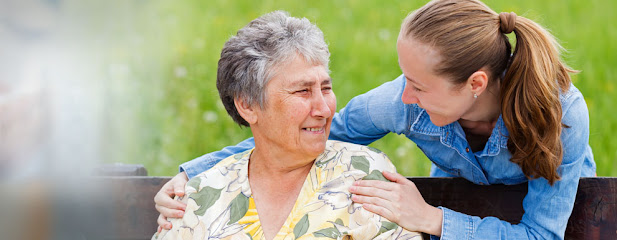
153, 11, 420, 240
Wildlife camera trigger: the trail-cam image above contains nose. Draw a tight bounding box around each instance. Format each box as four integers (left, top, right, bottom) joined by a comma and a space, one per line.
311, 91, 333, 118
401, 84, 419, 104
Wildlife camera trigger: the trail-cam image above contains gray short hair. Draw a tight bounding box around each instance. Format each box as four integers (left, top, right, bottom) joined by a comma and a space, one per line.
217, 11, 330, 126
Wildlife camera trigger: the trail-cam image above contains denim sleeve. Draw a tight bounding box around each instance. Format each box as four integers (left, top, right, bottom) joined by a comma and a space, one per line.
179, 137, 255, 179
329, 74, 413, 144
431, 92, 591, 240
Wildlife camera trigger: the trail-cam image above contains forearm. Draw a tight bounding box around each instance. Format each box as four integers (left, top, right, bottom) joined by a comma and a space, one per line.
179, 137, 255, 179
432, 174, 581, 240
431, 207, 550, 240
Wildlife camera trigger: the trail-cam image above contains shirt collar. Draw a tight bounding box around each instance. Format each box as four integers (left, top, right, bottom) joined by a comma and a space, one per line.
410, 108, 509, 155
483, 115, 509, 156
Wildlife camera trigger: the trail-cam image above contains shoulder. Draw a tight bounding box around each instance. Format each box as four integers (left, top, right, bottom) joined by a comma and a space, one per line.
366, 74, 406, 96
338, 74, 419, 135
362, 74, 415, 115
558, 84, 590, 133
320, 140, 397, 174
186, 149, 253, 193
560, 84, 588, 117
370, 75, 425, 129
344, 74, 413, 114
554, 84, 594, 169
559, 83, 583, 102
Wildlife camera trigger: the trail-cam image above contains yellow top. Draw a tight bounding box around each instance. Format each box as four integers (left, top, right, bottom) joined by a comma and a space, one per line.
154, 140, 421, 240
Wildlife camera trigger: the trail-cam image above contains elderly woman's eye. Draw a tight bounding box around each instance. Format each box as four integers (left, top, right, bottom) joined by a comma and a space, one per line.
295, 89, 309, 93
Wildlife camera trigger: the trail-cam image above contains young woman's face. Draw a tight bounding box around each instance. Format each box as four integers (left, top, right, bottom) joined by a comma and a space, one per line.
396, 36, 475, 126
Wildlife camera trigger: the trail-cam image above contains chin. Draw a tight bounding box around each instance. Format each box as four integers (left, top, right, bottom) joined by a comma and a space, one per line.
431, 121, 450, 127
306, 142, 327, 157
429, 116, 455, 127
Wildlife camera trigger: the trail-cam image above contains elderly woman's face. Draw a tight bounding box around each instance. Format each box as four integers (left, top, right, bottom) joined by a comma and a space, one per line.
252, 55, 335, 159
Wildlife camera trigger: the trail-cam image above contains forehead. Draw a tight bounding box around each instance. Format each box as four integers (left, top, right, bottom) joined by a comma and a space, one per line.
397, 37, 441, 70
269, 55, 330, 87
396, 37, 450, 87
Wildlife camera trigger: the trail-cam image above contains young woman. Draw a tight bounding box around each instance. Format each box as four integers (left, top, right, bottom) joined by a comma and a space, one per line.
155, 0, 595, 239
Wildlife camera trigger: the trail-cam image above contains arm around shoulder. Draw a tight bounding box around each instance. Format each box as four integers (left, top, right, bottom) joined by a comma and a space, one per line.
179, 137, 255, 179
329, 75, 415, 145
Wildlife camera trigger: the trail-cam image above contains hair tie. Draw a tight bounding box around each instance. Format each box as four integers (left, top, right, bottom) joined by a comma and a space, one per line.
499, 12, 517, 34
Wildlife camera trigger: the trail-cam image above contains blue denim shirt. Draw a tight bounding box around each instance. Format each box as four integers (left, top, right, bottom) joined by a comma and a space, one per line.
180, 74, 596, 240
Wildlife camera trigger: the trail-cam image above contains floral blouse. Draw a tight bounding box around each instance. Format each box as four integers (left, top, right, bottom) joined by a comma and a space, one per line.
154, 140, 421, 240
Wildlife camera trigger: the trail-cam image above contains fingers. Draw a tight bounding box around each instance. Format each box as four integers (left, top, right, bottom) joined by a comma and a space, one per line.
382, 171, 410, 184
154, 188, 187, 220
154, 188, 187, 209
349, 184, 394, 200
172, 172, 189, 197
351, 192, 396, 207
157, 214, 172, 230
173, 180, 186, 198
155, 203, 186, 219
153, 172, 190, 231
360, 202, 396, 223
353, 171, 411, 190
154, 172, 189, 211
352, 193, 397, 221
352, 178, 397, 191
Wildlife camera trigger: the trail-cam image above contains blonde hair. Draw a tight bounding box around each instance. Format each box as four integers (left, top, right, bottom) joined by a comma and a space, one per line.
401, 0, 575, 184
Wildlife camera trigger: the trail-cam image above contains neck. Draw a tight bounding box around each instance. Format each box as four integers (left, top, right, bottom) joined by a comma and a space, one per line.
462, 84, 501, 123
247, 145, 314, 240
249, 142, 316, 180
459, 84, 501, 136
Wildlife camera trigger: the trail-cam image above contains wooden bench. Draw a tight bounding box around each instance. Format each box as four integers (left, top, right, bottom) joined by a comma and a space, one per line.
103, 165, 616, 240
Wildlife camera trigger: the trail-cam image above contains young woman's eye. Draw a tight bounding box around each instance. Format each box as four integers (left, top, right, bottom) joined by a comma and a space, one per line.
413, 86, 423, 92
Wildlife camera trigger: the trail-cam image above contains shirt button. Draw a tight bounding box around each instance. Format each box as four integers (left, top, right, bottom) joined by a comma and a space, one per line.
466, 147, 470, 152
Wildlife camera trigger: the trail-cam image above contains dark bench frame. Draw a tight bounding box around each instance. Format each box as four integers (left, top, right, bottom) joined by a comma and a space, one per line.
106, 173, 616, 240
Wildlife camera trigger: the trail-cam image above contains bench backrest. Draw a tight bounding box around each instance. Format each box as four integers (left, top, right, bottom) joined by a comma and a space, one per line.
107, 177, 617, 240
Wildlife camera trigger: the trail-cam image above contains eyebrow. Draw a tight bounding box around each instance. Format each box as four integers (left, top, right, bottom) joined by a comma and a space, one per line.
405, 76, 424, 88
398, 58, 426, 89
321, 78, 332, 85
294, 78, 332, 88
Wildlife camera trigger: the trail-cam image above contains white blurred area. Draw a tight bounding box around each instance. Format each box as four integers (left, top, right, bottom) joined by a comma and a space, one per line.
1, 0, 105, 181
1, 0, 129, 238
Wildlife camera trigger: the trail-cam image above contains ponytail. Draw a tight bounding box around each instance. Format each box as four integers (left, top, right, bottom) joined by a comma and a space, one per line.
500, 13, 576, 185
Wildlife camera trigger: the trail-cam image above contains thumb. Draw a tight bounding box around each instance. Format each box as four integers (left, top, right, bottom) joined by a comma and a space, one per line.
173, 181, 186, 197
173, 173, 189, 197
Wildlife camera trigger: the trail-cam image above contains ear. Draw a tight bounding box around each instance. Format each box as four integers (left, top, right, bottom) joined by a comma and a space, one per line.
234, 97, 258, 125
468, 70, 489, 97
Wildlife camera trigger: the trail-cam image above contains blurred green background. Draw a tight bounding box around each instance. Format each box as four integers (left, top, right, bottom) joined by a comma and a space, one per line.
74, 0, 615, 176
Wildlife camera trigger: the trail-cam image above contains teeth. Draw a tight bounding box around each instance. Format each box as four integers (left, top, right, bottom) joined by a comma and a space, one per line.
306, 128, 322, 132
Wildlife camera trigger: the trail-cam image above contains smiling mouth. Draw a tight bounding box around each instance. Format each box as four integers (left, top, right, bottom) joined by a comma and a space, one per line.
303, 127, 324, 132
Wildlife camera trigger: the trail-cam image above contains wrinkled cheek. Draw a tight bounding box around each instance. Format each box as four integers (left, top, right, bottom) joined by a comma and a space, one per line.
328, 95, 337, 112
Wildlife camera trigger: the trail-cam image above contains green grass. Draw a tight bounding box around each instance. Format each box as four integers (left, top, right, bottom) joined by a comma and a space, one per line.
75, 0, 617, 177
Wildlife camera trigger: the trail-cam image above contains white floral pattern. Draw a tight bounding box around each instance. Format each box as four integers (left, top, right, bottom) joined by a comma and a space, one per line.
154, 140, 421, 240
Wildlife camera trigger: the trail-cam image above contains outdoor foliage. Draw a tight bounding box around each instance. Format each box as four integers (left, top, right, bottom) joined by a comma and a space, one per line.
79, 0, 616, 176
